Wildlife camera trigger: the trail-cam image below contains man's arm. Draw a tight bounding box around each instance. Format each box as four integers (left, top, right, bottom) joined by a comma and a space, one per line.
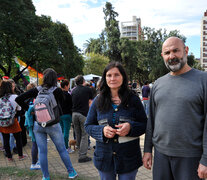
143, 85, 155, 152
143, 86, 155, 170
15, 88, 38, 111
198, 113, 207, 178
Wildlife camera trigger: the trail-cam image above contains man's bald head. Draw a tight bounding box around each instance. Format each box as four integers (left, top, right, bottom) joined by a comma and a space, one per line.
162, 37, 185, 51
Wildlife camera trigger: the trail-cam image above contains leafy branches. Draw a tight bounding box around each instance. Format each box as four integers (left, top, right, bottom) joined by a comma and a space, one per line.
0, 0, 83, 81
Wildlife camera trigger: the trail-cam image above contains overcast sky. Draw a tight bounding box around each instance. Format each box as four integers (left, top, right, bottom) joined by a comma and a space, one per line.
33, 0, 207, 58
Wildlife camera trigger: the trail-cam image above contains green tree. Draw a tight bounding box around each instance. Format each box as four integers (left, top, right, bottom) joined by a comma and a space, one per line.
103, 2, 121, 61
137, 27, 189, 83
84, 38, 102, 54
16, 15, 59, 79
83, 53, 109, 75
167, 30, 186, 42
99, 30, 107, 55
84, 31, 107, 56
0, 0, 36, 78
16, 16, 83, 80
39, 20, 84, 78
84, 2, 121, 61
0, 0, 83, 81
119, 38, 138, 80
187, 53, 203, 70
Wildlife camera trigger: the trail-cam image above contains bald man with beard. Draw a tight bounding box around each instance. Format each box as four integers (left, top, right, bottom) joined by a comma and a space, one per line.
143, 37, 207, 180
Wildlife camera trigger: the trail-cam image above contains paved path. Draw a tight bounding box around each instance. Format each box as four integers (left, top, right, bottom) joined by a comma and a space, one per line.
0, 134, 152, 180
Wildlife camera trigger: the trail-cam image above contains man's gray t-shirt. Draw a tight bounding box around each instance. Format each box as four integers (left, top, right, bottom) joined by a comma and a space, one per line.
144, 68, 207, 165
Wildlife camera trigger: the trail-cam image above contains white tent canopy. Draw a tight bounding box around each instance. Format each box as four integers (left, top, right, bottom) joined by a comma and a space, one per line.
70, 74, 101, 89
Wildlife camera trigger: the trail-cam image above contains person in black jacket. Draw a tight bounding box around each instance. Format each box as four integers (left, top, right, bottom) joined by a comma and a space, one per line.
60, 79, 74, 153
16, 68, 77, 180
71, 75, 93, 163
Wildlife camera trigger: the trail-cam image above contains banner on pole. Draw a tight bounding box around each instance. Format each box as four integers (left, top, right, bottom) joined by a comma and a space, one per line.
15, 57, 43, 85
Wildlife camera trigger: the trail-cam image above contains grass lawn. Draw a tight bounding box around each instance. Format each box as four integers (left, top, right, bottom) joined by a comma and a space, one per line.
0, 167, 94, 180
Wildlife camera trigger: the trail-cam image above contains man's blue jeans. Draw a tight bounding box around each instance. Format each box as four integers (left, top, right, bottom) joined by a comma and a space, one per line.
142, 99, 149, 117
33, 122, 73, 178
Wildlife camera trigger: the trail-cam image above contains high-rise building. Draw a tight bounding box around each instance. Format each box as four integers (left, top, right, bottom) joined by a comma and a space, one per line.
201, 10, 207, 71
121, 16, 142, 41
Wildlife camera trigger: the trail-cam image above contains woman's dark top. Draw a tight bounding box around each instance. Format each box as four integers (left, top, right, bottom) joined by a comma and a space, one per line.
61, 91, 72, 115
85, 92, 147, 174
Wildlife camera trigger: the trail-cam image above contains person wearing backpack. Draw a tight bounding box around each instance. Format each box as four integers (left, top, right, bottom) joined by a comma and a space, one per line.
0, 80, 27, 161
15, 68, 77, 180
23, 83, 41, 170
8, 79, 27, 154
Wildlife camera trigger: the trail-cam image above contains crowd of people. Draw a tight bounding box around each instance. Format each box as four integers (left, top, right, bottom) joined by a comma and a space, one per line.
1, 36, 207, 180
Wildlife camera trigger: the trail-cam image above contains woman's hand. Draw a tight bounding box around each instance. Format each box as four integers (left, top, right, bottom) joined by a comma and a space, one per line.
103, 125, 117, 138
115, 122, 131, 136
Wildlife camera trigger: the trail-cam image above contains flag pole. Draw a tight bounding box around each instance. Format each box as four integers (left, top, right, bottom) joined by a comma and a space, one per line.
36, 60, 38, 86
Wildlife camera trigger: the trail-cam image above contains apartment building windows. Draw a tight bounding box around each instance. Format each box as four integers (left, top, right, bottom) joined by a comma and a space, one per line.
201, 10, 207, 71
121, 16, 142, 41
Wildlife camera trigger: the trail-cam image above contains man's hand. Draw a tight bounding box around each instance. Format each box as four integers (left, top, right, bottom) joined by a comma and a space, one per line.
143, 152, 152, 170
198, 163, 207, 179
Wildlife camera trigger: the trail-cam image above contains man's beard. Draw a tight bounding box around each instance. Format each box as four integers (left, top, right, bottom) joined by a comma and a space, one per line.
165, 56, 187, 72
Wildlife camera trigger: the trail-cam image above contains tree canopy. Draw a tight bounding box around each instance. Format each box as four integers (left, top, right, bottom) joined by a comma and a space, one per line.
84, 2, 203, 84
0, 0, 83, 82
103, 2, 121, 62
83, 53, 109, 75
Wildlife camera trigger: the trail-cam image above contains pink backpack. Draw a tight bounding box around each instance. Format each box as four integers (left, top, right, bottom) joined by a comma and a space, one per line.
34, 86, 60, 127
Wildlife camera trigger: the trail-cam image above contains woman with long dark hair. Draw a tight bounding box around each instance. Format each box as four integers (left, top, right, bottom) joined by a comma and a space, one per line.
16, 68, 77, 180
85, 61, 147, 180
0, 80, 27, 161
